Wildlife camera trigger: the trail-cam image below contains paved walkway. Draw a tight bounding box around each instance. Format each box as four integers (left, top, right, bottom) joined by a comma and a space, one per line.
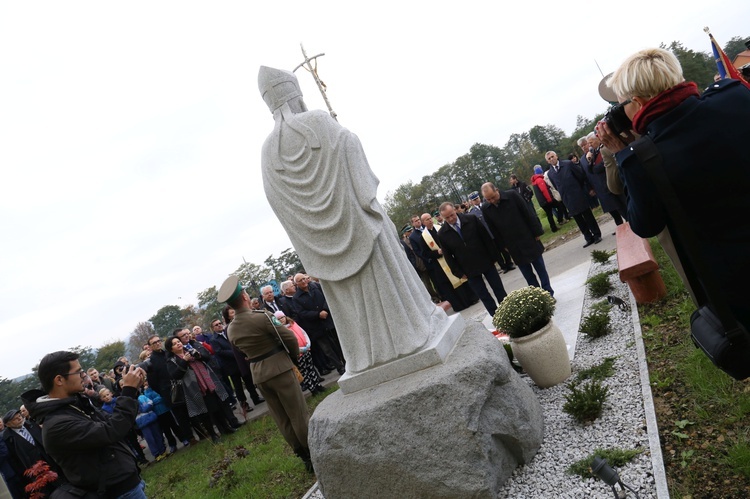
454, 218, 618, 360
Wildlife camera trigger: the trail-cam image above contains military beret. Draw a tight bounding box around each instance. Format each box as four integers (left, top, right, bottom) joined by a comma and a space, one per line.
218, 275, 244, 303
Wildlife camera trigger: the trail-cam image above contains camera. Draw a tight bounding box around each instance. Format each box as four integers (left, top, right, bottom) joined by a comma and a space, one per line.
602, 101, 633, 137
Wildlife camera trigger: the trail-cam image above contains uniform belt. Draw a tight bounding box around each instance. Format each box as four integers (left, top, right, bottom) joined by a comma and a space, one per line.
248, 345, 285, 363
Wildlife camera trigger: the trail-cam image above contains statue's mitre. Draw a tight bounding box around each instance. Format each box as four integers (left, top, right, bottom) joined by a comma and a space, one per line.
258, 66, 303, 113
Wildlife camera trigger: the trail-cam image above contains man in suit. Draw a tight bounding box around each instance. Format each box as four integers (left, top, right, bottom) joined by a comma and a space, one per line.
466, 190, 515, 273
292, 273, 345, 376
437, 202, 507, 316
219, 276, 313, 473
481, 183, 555, 297
2, 409, 61, 495
545, 150, 602, 248
261, 285, 285, 314
277, 281, 297, 319
401, 225, 440, 303
209, 319, 264, 412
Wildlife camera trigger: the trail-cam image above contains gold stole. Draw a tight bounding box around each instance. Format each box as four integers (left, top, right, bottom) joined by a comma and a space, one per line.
421, 225, 468, 289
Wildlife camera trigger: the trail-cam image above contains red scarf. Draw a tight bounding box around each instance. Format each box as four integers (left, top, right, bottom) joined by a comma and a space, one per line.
632, 81, 700, 135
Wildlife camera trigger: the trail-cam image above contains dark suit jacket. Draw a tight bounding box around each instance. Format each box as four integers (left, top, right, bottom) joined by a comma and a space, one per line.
262, 299, 284, 315
2, 422, 58, 478
482, 190, 544, 265
437, 213, 499, 278
546, 159, 592, 216
209, 332, 241, 376
410, 227, 441, 270
292, 286, 333, 338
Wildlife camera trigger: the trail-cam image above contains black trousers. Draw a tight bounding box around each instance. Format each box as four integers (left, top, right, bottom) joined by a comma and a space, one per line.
573, 208, 602, 242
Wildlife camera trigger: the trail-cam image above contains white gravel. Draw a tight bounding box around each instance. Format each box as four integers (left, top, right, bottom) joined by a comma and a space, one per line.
497, 256, 657, 498
304, 255, 660, 499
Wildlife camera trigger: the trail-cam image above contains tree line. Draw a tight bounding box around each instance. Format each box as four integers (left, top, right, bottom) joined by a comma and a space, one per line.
383, 37, 748, 227
0, 249, 303, 414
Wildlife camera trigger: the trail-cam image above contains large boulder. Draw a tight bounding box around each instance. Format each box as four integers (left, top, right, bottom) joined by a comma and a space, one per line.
309, 321, 544, 499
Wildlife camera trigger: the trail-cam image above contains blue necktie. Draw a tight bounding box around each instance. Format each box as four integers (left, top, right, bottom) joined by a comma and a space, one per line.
19, 427, 35, 445
454, 224, 463, 240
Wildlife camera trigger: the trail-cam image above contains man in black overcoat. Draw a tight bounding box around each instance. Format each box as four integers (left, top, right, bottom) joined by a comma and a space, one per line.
481, 183, 554, 296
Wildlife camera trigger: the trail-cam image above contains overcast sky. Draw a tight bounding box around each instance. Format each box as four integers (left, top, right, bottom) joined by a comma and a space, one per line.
1, 2, 747, 379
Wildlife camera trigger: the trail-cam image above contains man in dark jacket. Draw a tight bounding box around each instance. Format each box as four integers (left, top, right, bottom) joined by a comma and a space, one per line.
481, 183, 554, 296
2, 409, 61, 495
437, 202, 507, 316
546, 150, 602, 247
23, 351, 147, 498
291, 273, 345, 375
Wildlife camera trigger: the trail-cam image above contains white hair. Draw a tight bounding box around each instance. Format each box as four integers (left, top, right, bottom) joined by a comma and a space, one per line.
260, 285, 273, 294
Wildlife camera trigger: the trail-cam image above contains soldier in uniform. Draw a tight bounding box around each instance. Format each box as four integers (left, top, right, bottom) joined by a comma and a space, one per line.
218, 275, 313, 473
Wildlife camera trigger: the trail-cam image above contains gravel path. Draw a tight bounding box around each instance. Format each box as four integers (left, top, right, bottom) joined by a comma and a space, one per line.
497, 256, 658, 498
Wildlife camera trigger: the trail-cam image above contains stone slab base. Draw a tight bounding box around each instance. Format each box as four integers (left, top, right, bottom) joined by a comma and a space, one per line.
309, 321, 544, 499
337, 313, 465, 394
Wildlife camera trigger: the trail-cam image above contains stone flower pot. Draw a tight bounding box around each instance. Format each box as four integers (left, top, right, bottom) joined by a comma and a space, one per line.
510, 321, 570, 388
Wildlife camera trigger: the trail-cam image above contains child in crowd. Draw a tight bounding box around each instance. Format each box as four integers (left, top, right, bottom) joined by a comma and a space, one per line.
99, 388, 148, 465
137, 383, 167, 462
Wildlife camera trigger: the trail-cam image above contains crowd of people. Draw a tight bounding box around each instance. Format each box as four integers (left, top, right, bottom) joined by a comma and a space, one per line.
3, 46, 748, 498
399, 124, 629, 317
0, 272, 343, 496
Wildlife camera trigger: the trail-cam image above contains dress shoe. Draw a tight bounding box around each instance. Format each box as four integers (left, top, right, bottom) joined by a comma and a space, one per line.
318, 377, 325, 382
320, 369, 332, 376
211, 435, 221, 444
583, 240, 595, 248
593, 237, 602, 244
336, 367, 346, 375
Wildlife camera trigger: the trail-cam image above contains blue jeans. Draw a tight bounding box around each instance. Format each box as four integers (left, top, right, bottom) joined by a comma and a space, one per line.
116, 480, 146, 499
517, 255, 554, 296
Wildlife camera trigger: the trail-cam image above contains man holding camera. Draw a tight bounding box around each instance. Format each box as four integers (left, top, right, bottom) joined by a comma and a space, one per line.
597, 47, 750, 333
22, 351, 147, 498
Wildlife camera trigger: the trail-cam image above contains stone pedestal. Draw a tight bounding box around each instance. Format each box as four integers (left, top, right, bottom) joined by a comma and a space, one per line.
309, 321, 544, 499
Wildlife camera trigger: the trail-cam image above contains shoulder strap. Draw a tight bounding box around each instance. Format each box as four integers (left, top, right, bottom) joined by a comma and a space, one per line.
630, 136, 744, 339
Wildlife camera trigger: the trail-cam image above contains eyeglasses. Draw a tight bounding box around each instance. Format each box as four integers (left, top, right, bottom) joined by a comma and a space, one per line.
149, 339, 162, 345
60, 369, 86, 378
212, 323, 222, 328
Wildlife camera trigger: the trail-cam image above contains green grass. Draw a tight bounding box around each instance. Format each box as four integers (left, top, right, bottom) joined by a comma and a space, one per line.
640, 239, 750, 496
141, 388, 334, 498
568, 447, 644, 478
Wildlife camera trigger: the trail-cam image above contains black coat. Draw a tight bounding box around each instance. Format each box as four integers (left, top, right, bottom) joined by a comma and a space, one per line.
547, 159, 593, 216
584, 148, 627, 214
209, 332, 241, 376
145, 349, 174, 408
614, 78, 750, 330
410, 227, 442, 270
482, 190, 544, 265
24, 388, 141, 497
437, 213, 499, 278
292, 286, 334, 339
2, 422, 59, 480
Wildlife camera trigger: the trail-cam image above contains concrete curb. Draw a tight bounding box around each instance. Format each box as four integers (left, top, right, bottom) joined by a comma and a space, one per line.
628, 288, 670, 498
